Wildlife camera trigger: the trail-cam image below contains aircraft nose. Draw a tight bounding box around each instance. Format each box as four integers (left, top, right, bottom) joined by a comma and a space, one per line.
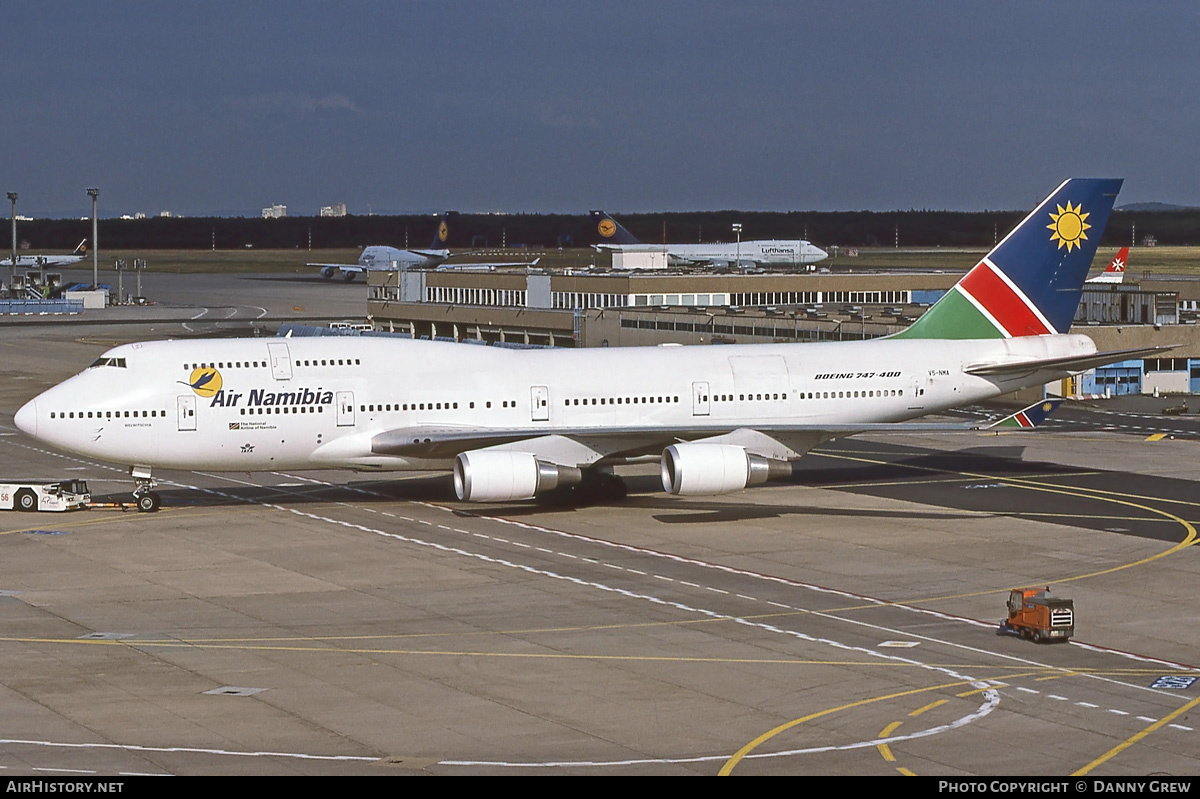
15, 398, 37, 438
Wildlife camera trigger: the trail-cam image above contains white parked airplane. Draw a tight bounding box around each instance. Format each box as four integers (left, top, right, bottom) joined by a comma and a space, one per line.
1, 239, 88, 268
308, 217, 538, 281
16, 179, 1158, 511
591, 211, 828, 269
308, 219, 451, 280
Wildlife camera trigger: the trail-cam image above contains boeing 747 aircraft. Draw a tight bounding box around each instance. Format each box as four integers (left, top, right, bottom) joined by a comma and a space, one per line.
16, 179, 1157, 511
1, 239, 88, 269
309, 217, 538, 281
308, 219, 451, 280
591, 211, 827, 269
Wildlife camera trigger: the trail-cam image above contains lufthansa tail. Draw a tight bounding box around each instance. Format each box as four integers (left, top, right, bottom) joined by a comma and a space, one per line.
590, 210, 642, 245
411, 215, 451, 257
895, 178, 1122, 340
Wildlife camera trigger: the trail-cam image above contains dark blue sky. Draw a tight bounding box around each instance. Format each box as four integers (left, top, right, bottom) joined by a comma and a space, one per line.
6, 2, 1199, 216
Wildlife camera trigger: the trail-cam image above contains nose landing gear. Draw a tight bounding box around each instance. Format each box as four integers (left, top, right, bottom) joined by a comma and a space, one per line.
131, 466, 161, 513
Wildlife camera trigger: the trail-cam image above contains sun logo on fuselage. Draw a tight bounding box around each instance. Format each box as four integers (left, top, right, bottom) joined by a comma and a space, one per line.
180, 367, 222, 398
597, 218, 616, 238
1047, 201, 1090, 252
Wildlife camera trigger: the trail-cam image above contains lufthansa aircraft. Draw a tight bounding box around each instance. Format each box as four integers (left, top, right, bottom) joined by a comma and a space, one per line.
308, 218, 451, 280
591, 211, 828, 269
1, 239, 88, 269
16, 179, 1157, 512
309, 217, 537, 280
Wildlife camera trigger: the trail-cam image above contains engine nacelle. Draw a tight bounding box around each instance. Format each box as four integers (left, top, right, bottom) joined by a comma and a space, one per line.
661, 443, 787, 496
454, 450, 581, 502
321, 266, 336, 279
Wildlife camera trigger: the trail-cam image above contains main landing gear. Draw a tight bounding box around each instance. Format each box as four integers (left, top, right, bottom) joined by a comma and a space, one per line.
541, 470, 628, 506
130, 466, 161, 513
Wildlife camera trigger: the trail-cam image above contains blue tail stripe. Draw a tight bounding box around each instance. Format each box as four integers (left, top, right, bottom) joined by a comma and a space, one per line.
985, 178, 1122, 333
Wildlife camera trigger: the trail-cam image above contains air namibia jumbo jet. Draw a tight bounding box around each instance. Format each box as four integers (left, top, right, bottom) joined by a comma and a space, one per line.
15, 179, 1159, 511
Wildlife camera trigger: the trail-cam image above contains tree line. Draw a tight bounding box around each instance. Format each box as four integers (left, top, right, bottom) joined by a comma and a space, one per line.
7, 208, 1196, 251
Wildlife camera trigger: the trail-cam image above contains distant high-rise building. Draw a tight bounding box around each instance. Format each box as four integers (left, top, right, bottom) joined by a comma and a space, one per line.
261, 204, 287, 219
320, 203, 347, 217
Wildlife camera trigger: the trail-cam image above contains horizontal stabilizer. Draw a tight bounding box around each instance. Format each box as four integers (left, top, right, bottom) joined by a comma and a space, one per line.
986, 398, 1066, 429
964, 345, 1174, 377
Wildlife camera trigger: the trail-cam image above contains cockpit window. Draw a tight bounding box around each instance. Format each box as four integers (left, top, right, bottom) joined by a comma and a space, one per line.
88, 357, 127, 368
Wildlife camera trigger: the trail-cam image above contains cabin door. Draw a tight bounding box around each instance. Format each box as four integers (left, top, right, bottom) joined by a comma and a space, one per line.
691, 381, 710, 417
336, 391, 355, 427
267, 342, 293, 381
177, 395, 197, 431
530, 385, 550, 422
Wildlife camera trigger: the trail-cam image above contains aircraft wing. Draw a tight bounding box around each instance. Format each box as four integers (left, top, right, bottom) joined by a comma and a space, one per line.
964, 345, 1173, 377
369, 413, 1027, 466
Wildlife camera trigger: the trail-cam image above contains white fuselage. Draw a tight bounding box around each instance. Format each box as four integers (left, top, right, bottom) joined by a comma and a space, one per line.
16, 334, 1095, 475
600, 240, 828, 267
1, 254, 85, 268
358, 246, 448, 271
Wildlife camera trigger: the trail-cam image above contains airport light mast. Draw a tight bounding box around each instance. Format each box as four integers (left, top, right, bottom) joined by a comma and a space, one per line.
732, 222, 742, 269
86, 187, 98, 290
7, 192, 16, 288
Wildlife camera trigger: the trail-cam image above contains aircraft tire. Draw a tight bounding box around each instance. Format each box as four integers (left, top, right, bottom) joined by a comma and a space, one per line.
598, 473, 628, 501
15, 489, 37, 512
136, 491, 161, 513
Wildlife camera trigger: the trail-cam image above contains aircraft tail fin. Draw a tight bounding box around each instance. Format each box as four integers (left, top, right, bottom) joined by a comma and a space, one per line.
428, 215, 450, 251
590, 210, 642, 245
1086, 246, 1128, 284
986, 397, 1066, 429
74, 239, 88, 256
895, 178, 1123, 340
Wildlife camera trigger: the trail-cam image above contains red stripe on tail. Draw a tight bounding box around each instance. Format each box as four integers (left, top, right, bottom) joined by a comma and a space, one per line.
960, 264, 1054, 337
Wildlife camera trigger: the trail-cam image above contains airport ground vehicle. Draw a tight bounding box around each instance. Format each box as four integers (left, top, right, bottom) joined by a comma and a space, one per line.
0, 480, 91, 512
1162, 400, 1188, 416
997, 586, 1074, 643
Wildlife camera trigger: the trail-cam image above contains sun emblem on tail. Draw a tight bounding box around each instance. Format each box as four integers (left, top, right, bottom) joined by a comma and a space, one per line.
1047, 201, 1090, 252
597, 218, 616, 238
438, 221, 449, 243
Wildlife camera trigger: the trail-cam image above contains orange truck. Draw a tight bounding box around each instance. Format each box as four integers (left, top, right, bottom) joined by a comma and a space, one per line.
997, 586, 1074, 643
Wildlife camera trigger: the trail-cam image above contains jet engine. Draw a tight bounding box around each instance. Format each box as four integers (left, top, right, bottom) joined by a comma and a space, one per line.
321, 267, 336, 279
454, 450, 582, 502
661, 443, 790, 496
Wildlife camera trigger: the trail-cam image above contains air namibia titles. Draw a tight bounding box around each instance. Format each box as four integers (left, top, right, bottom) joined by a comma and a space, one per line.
207, 388, 334, 408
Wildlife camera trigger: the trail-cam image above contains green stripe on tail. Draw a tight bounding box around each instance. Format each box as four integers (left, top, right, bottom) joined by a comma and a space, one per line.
892, 289, 1004, 340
